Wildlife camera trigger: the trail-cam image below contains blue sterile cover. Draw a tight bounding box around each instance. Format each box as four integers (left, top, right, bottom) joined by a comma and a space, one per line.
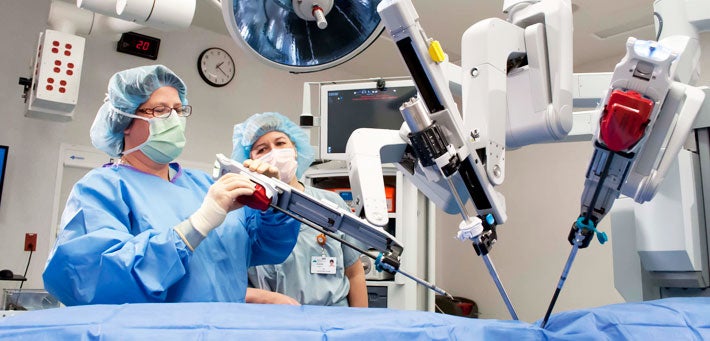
0, 298, 708, 340
540, 297, 710, 340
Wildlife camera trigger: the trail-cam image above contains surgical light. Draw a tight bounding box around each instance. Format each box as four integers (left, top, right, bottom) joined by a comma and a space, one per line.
221, 0, 384, 73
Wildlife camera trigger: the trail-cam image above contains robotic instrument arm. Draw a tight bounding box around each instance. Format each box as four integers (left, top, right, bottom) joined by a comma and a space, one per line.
347, 0, 573, 319
214, 154, 455, 298
350, 0, 573, 248
571, 0, 707, 252
214, 154, 403, 260
541, 0, 708, 328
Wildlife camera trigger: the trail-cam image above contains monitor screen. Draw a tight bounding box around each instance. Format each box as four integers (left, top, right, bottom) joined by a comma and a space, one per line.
320, 79, 417, 160
0, 145, 7, 206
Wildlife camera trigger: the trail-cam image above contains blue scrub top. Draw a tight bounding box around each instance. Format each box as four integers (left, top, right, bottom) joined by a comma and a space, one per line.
43, 162, 299, 306
247, 186, 362, 306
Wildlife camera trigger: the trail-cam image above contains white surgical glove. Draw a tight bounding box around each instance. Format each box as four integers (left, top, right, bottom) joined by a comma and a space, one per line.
174, 173, 255, 249
192, 173, 256, 235
189, 195, 227, 237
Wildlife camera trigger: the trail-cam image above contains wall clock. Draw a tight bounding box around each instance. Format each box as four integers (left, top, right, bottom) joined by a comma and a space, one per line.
197, 47, 235, 87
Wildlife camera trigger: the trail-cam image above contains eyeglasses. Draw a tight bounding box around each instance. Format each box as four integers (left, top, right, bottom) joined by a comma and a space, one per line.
137, 105, 192, 118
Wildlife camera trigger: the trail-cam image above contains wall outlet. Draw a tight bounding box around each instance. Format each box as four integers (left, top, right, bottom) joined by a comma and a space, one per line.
24, 233, 37, 252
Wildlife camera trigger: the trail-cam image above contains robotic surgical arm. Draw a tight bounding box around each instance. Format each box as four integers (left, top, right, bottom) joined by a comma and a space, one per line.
214, 154, 403, 259
350, 0, 573, 247
347, 0, 573, 319
570, 38, 705, 248
541, 0, 708, 328
214, 154, 454, 298
571, 0, 707, 244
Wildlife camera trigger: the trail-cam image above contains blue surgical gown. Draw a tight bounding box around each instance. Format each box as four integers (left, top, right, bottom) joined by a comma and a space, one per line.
43, 163, 299, 306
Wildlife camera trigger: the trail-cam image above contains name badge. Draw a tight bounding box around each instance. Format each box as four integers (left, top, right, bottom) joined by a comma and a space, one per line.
311, 256, 337, 274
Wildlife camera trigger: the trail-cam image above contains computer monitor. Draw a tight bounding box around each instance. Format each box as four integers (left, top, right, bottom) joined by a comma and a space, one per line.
0, 145, 8, 206
319, 79, 417, 161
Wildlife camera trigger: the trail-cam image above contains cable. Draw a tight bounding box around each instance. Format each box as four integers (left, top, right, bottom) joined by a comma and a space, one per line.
19, 250, 32, 291
9, 250, 33, 310
653, 12, 664, 41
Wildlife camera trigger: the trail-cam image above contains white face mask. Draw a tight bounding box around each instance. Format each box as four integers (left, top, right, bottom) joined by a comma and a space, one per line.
257, 148, 298, 184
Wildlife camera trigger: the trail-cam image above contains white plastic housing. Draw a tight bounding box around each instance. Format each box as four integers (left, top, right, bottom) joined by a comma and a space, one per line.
116, 0, 195, 30
77, 0, 118, 16
52, 1, 142, 36
26, 30, 85, 121
346, 128, 406, 226
634, 150, 704, 273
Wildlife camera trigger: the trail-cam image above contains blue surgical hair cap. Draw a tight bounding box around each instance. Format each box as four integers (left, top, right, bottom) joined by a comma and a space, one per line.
232, 112, 315, 178
90, 65, 188, 157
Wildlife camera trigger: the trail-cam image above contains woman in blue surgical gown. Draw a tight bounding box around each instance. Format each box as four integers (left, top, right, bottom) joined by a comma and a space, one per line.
42, 65, 299, 306
232, 112, 368, 307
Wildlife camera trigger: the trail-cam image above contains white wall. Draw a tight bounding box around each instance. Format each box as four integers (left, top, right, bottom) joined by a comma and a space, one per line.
0, 0, 358, 293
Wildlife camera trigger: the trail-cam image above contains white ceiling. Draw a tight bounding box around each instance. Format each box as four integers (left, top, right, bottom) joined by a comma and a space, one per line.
187, 0, 657, 77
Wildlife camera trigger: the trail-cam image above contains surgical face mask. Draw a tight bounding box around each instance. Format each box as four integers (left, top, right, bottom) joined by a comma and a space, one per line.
123, 112, 186, 164
257, 147, 297, 184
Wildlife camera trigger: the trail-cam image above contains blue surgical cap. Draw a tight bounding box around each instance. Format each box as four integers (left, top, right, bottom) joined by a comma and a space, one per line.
232, 112, 314, 178
90, 65, 188, 157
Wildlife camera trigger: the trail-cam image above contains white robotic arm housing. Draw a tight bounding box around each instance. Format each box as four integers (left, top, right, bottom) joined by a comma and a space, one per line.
348, 0, 573, 235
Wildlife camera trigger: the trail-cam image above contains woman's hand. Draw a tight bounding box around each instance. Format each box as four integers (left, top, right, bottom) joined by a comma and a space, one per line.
243, 158, 280, 180
207, 172, 256, 212
245, 288, 300, 305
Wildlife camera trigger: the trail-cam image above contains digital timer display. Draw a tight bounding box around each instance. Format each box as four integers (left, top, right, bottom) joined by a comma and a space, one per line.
117, 32, 161, 60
